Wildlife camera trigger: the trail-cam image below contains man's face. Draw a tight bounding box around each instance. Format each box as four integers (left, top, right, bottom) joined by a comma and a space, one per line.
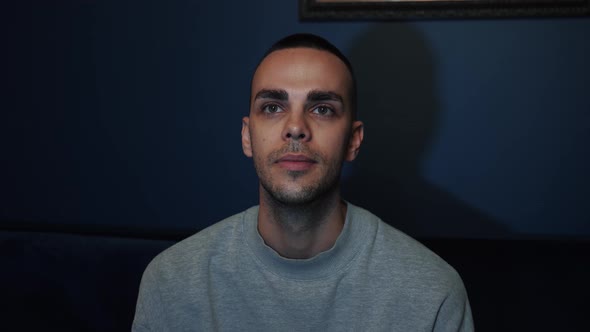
242, 47, 363, 205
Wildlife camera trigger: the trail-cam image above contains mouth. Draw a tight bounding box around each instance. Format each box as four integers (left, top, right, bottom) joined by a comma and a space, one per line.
275, 153, 317, 171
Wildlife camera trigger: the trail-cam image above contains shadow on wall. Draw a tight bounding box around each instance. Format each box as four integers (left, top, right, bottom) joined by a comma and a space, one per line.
342, 23, 511, 239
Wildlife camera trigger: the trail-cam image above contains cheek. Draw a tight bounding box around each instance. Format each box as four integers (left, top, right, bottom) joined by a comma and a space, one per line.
317, 132, 349, 160
250, 131, 273, 160
251, 123, 274, 145
251, 122, 284, 152
253, 135, 269, 150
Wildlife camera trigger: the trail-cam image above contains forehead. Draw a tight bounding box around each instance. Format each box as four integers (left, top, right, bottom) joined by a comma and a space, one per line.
251, 48, 352, 99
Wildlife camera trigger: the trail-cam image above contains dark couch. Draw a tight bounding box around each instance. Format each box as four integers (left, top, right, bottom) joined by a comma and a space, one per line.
1, 229, 588, 331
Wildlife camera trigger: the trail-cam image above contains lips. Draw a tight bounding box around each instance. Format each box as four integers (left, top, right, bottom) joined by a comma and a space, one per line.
276, 153, 317, 171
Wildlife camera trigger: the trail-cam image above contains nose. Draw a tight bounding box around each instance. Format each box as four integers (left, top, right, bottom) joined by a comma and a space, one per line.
282, 112, 311, 142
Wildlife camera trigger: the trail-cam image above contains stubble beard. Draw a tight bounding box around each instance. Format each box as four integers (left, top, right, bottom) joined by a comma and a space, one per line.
253, 141, 344, 207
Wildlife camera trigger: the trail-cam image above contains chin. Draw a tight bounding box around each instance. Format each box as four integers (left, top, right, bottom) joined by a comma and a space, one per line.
273, 191, 316, 206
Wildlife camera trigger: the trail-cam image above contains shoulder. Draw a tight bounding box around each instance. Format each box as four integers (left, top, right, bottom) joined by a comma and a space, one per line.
143, 206, 257, 281
350, 204, 465, 289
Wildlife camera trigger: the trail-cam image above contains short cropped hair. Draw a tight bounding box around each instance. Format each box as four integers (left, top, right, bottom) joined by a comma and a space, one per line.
253, 33, 357, 119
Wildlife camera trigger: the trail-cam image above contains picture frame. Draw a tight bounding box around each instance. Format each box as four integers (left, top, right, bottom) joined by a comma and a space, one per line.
299, 0, 590, 20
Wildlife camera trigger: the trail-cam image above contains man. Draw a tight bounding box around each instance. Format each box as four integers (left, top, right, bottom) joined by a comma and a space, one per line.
133, 33, 473, 331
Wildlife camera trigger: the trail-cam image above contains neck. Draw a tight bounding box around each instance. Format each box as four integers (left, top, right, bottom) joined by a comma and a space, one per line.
257, 185, 346, 259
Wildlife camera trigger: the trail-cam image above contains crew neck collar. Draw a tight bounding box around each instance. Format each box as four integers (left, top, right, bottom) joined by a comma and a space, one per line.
241, 202, 370, 280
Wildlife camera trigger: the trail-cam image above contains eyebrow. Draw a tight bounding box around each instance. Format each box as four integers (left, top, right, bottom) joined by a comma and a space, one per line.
253, 89, 344, 104
254, 89, 288, 101
307, 90, 343, 104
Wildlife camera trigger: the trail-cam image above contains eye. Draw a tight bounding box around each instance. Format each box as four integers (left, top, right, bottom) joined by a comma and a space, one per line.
262, 104, 283, 114
311, 105, 334, 116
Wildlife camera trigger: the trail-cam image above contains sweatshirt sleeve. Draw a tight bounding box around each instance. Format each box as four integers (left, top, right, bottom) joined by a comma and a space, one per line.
433, 273, 474, 332
132, 258, 165, 332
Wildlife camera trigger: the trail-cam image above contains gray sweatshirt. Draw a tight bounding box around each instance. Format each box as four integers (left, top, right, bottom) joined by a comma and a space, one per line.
133, 203, 473, 331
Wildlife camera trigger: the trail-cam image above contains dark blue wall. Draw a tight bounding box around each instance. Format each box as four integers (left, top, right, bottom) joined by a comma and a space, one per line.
6, 0, 589, 238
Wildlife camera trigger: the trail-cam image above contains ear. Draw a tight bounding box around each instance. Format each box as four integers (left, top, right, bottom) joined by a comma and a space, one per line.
345, 121, 364, 162
241, 117, 253, 158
